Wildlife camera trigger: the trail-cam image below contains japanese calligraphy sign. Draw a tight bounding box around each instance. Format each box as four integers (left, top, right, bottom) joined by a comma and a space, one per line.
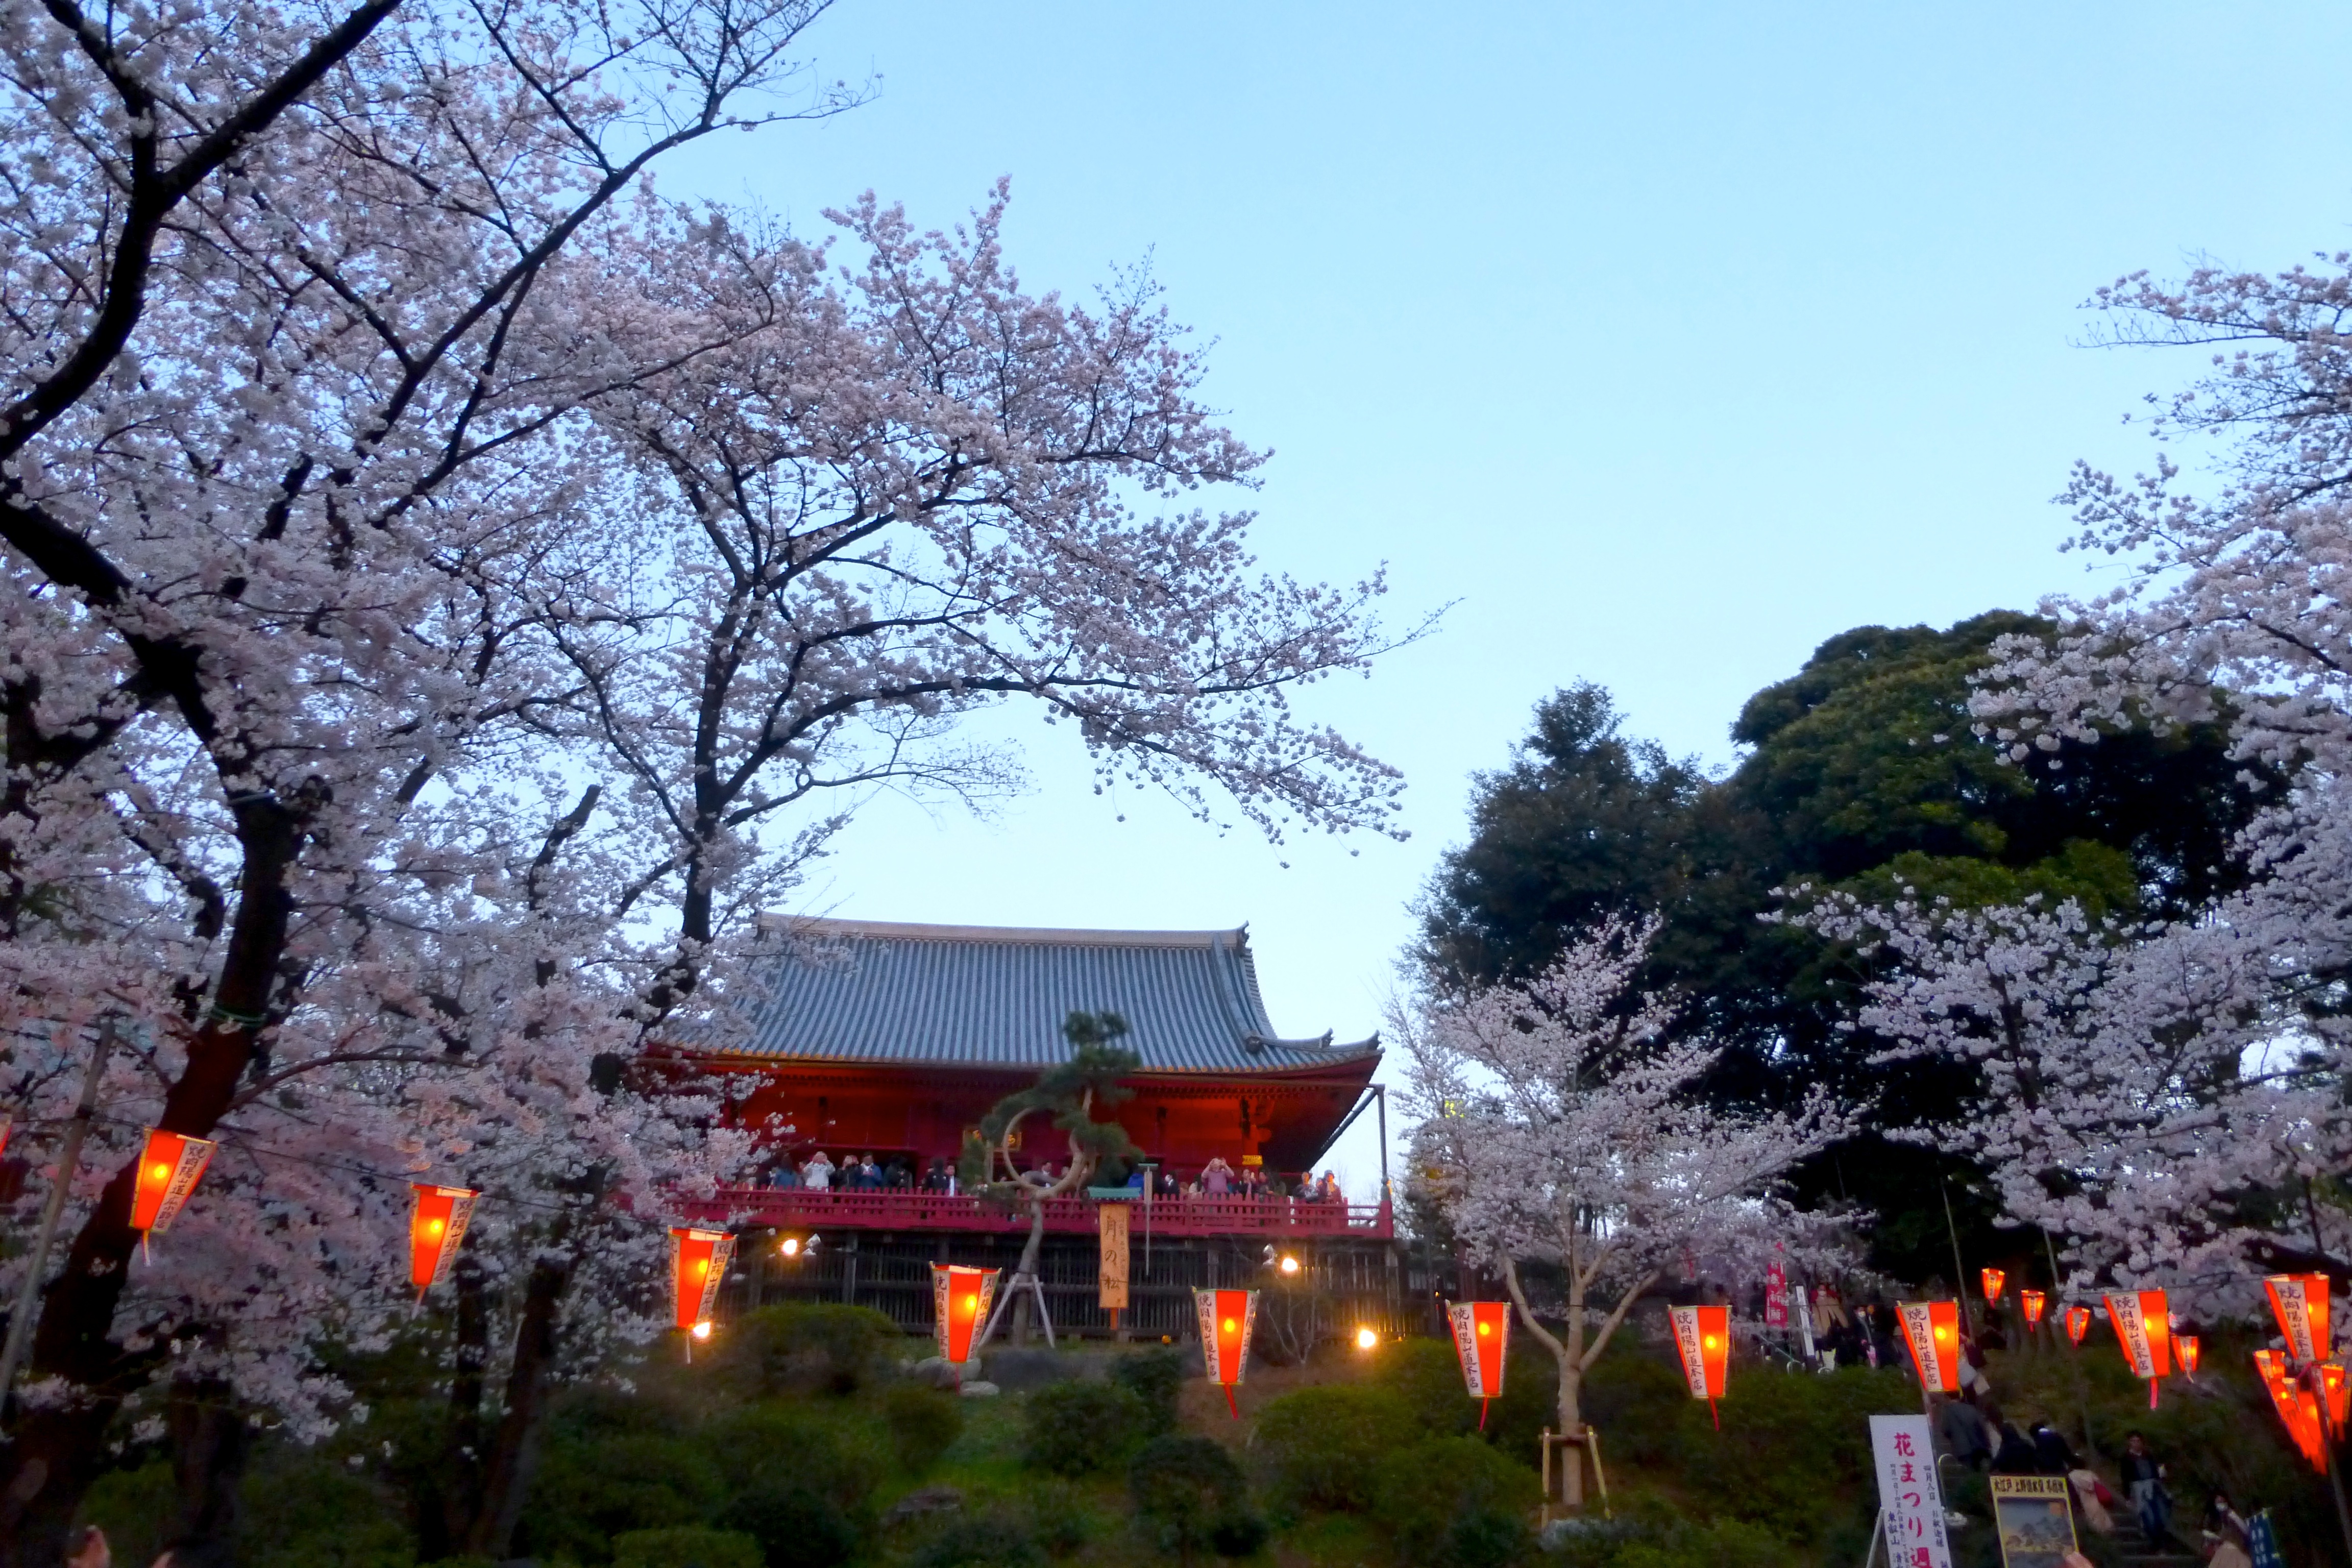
1870, 1413, 1954, 1568
1897, 1300, 1960, 1393
2265, 1274, 2329, 1363
1097, 1202, 1130, 1310
1989, 1475, 2077, 1568
1765, 1261, 1788, 1329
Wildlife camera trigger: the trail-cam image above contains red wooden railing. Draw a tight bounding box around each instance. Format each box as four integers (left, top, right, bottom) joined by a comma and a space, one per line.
677, 1185, 1393, 1240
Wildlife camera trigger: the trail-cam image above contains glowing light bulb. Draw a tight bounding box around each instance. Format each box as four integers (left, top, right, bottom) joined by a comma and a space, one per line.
695, 1258, 709, 1277
960, 1294, 977, 1317
426, 1218, 444, 1235
1477, 1321, 1491, 1336
691, 1320, 713, 1340
150, 1163, 170, 1182
779, 1237, 799, 1257
1355, 1326, 1378, 1351
1222, 1318, 1236, 1334
1705, 1336, 1720, 1350
1278, 1256, 1300, 1276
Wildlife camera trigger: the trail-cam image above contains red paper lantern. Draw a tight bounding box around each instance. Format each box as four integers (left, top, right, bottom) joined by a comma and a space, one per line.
2257, 1350, 2328, 1472
130, 1129, 217, 1242
2174, 1335, 2200, 1379
931, 1264, 999, 1368
2266, 1273, 2331, 1363
2020, 1289, 2047, 1330
1980, 1267, 2006, 1304
1193, 1287, 1257, 1418
1669, 1305, 1731, 1428
2104, 1290, 2171, 1407
2063, 1304, 2092, 1345
1448, 1301, 1509, 1428
408, 1185, 478, 1294
2323, 1362, 2349, 1435
669, 1227, 734, 1333
1897, 1301, 1961, 1394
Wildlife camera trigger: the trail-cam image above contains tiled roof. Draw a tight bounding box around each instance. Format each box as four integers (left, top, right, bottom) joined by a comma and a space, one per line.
723, 917, 1379, 1074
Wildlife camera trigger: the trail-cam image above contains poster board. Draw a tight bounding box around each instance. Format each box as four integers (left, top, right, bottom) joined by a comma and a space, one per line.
1989, 1476, 2077, 1568
1869, 1414, 1954, 1568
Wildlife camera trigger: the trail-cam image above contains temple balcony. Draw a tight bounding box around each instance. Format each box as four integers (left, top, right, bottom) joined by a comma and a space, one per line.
681, 1185, 1394, 1241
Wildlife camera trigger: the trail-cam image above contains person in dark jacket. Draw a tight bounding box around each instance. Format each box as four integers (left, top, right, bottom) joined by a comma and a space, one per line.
2121, 1431, 2175, 1549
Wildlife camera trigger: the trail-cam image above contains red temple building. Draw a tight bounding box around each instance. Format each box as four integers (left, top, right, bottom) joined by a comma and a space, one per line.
680, 919, 1418, 1337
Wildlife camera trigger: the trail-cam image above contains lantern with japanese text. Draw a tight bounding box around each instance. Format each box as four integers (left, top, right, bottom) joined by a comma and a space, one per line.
669, 1227, 734, 1340
932, 1264, 999, 1370
130, 1129, 217, 1254
1980, 1268, 2005, 1304
1193, 1287, 1257, 1418
2323, 1362, 2349, 1435
2173, 1335, 2199, 1379
2020, 1290, 2047, 1331
2063, 1304, 2091, 1346
408, 1185, 477, 1296
1670, 1304, 1731, 1428
2265, 1274, 2331, 1363
1897, 1301, 1961, 1394
2257, 1350, 2327, 1472
2103, 1290, 2171, 1407
1448, 1301, 1509, 1429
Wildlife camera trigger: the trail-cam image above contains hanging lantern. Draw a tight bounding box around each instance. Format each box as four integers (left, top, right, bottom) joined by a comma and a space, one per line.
407, 1185, 478, 1295
1980, 1267, 2006, 1304
2174, 1335, 2200, 1379
931, 1264, 999, 1369
2265, 1274, 2331, 1363
1897, 1301, 1961, 1394
1669, 1304, 1731, 1428
1448, 1301, 1509, 1429
1193, 1287, 1258, 1418
2020, 1289, 2047, 1330
2258, 1351, 2328, 1472
130, 1129, 217, 1249
2063, 1304, 2092, 1345
2323, 1362, 2349, 1435
2103, 1290, 2171, 1408
669, 1227, 734, 1335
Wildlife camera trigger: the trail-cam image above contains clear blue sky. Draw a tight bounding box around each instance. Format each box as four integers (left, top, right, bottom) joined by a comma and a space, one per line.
669, 0, 2352, 1197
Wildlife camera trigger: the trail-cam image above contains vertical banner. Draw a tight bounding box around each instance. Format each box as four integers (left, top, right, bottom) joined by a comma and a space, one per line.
1988, 1476, 2077, 1568
1765, 1262, 1788, 1330
1795, 1289, 1818, 1363
1097, 1202, 1130, 1311
1871, 1413, 1956, 1568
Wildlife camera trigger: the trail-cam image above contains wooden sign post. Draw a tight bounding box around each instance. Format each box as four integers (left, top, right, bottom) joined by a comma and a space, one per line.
1098, 1200, 1130, 1332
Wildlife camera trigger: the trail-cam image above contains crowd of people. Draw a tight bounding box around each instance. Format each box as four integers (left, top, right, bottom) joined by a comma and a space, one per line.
752, 1150, 1345, 1204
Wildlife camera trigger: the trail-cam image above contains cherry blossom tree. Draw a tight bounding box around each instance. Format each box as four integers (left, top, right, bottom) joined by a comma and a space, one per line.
1398, 922, 1849, 1503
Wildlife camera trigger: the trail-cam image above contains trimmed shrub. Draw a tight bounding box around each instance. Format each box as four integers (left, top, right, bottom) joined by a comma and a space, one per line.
720, 1480, 865, 1568
1019, 1478, 1095, 1558
239, 1454, 415, 1568
909, 1510, 1047, 1568
1254, 1384, 1417, 1511
1369, 1436, 1538, 1568
1663, 1364, 1915, 1542
705, 1303, 901, 1398
1374, 1336, 1481, 1437
884, 1383, 967, 1476
518, 1432, 727, 1564
1113, 1345, 1187, 1434
695, 1405, 886, 1507
1128, 1434, 1262, 1563
613, 1526, 765, 1568
1020, 1379, 1150, 1476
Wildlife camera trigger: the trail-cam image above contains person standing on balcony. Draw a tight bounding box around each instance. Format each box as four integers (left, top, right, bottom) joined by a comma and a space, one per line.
1203, 1157, 1233, 1195
801, 1150, 835, 1191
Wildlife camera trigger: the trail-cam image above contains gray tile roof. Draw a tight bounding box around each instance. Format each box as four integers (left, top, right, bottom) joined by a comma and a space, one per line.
726, 917, 1379, 1074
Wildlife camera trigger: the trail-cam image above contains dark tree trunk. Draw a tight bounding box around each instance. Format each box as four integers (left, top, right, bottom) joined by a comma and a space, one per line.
166, 1373, 249, 1557
416, 1246, 492, 1563
459, 1248, 575, 1559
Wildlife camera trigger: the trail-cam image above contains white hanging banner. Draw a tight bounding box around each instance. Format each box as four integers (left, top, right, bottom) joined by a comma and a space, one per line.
1870, 1413, 1955, 1568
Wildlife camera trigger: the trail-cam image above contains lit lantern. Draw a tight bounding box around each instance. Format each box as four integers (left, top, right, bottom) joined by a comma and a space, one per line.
1980, 1268, 2006, 1304
408, 1185, 478, 1295
669, 1227, 734, 1336
2063, 1304, 2092, 1346
930, 1263, 999, 1370
1897, 1301, 1961, 1394
2020, 1289, 2047, 1330
130, 1129, 217, 1250
1669, 1304, 1731, 1428
2103, 1290, 2171, 1408
1448, 1301, 1510, 1429
2324, 1362, 2349, 1435
2257, 1350, 2328, 1472
1193, 1287, 1258, 1418
2265, 1273, 2331, 1363
2174, 1335, 2200, 1379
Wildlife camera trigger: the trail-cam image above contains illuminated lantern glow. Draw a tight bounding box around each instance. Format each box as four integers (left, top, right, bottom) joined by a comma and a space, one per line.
407, 1185, 478, 1294
2020, 1290, 2047, 1330
130, 1129, 218, 1244
930, 1264, 1000, 1371
1193, 1287, 1258, 1418
1668, 1304, 1731, 1428
1980, 1268, 2006, 1304
2256, 1350, 2328, 1472
2104, 1290, 2171, 1408
1897, 1301, 1961, 1394
668, 1227, 734, 1334
2063, 1304, 2092, 1346
2265, 1274, 2331, 1363
2174, 1335, 2200, 1379
2324, 1362, 2349, 1435
1448, 1301, 1510, 1429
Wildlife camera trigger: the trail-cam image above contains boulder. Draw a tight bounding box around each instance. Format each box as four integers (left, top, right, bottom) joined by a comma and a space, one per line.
983, 1347, 1100, 1391
957, 1380, 1000, 1397
884, 1486, 966, 1528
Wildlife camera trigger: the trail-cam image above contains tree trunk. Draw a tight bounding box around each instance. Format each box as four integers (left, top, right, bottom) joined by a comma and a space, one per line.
418, 1247, 492, 1562
165, 1372, 249, 1559
1010, 1202, 1047, 1345
459, 1248, 574, 1559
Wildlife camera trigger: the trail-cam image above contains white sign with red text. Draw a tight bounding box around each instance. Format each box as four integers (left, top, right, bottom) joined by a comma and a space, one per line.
1870, 1414, 1954, 1568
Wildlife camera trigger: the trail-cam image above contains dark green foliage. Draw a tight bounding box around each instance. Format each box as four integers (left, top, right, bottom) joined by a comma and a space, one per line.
1662, 1365, 1918, 1542
238, 1452, 422, 1568
1372, 1336, 1481, 1437
708, 1302, 901, 1398
960, 1011, 1142, 1191
909, 1509, 1047, 1568
1127, 1434, 1261, 1562
1253, 1384, 1417, 1510
518, 1432, 728, 1563
1112, 1345, 1187, 1435
1367, 1437, 1537, 1568
612, 1526, 765, 1568
720, 1480, 864, 1568
1548, 1510, 1786, 1568
884, 1383, 967, 1476
1020, 1379, 1150, 1476
1577, 1346, 1696, 1467
1019, 1477, 1096, 1557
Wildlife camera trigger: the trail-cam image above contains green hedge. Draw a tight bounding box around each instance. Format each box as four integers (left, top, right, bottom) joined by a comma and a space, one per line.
1254, 1384, 1418, 1511
613, 1526, 764, 1568
1368, 1436, 1538, 1568
1021, 1380, 1152, 1476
